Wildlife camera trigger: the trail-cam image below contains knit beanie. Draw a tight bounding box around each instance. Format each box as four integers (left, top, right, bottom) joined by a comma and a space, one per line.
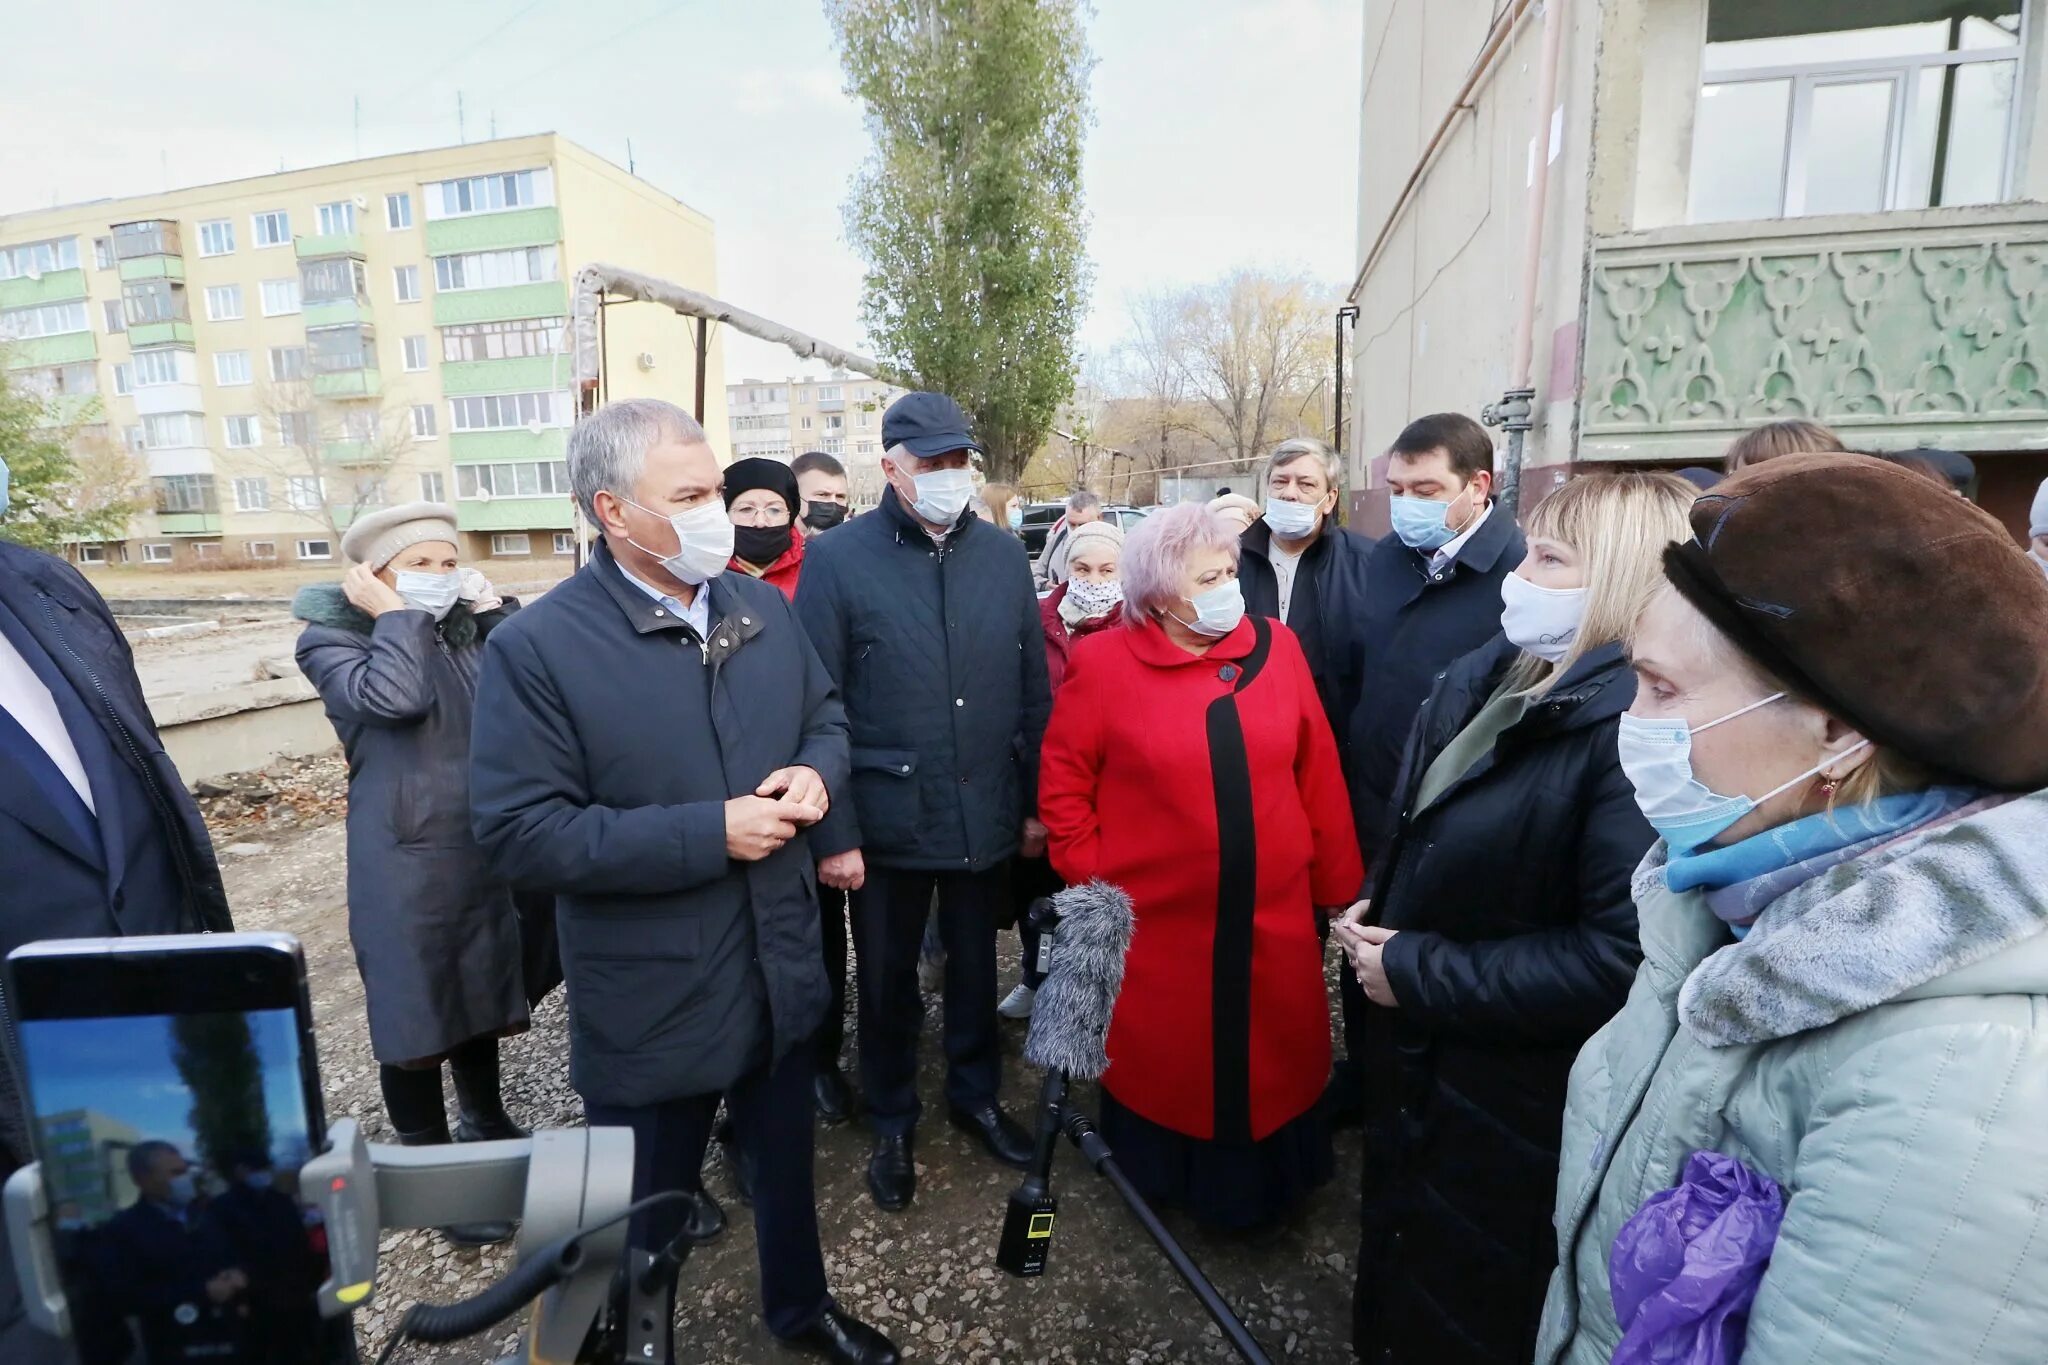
722, 456, 801, 517
2031, 476, 2048, 539
1066, 519, 1124, 558
340, 502, 460, 569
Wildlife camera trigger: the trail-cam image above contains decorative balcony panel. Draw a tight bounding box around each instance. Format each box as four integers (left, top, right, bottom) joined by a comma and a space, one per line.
313, 369, 382, 399
424, 207, 562, 257
322, 440, 385, 466
303, 298, 370, 328
117, 255, 185, 283
1579, 215, 2048, 461
455, 496, 576, 532
156, 512, 222, 535
449, 428, 569, 463
36, 393, 102, 428
440, 354, 570, 395
433, 281, 568, 328
0, 268, 88, 310
295, 232, 364, 259
127, 320, 195, 348
3, 333, 97, 369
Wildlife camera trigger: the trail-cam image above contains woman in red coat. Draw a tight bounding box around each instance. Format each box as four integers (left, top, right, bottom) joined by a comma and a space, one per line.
723, 456, 805, 598
1039, 502, 1362, 1232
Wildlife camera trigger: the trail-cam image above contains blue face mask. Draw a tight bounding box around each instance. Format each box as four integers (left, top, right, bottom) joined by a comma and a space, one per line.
1389, 484, 1476, 552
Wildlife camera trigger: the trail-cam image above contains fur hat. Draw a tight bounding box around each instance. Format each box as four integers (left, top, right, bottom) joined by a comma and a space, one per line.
1663, 453, 2048, 790
340, 502, 459, 569
722, 457, 801, 516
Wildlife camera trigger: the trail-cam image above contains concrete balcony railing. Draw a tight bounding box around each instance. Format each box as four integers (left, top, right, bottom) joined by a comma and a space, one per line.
155, 512, 222, 536
296, 232, 364, 259
312, 368, 382, 399
1578, 206, 2048, 462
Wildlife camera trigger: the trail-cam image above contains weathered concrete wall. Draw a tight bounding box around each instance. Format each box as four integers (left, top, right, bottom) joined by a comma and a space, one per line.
153, 679, 334, 790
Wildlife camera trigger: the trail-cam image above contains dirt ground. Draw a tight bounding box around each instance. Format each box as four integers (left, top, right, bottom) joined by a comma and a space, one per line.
210, 755, 1360, 1365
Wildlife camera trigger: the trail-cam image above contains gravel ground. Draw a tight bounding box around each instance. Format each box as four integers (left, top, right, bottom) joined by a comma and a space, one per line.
210, 753, 1360, 1364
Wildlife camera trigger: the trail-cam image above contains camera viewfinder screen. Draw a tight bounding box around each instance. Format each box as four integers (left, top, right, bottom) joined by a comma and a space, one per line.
18, 1007, 336, 1365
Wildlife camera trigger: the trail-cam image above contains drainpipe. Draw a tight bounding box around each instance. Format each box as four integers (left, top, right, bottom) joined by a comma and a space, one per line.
1485, 0, 1569, 518
1334, 304, 1358, 463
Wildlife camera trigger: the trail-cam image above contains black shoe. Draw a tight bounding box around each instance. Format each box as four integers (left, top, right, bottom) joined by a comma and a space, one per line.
676, 1187, 727, 1244
947, 1102, 1033, 1169
866, 1134, 915, 1212
814, 1064, 857, 1126
1321, 1065, 1364, 1131
450, 1050, 527, 1141
453, 1110, 528, 1143
786, 1308, 901, 1364
394, 1123, 515, 1246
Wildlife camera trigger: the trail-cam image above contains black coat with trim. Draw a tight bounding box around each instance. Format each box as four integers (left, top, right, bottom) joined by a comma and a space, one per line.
469, 543, 849, 1107
1352, 636, 1651, 1365
1237, 517, 1374, 760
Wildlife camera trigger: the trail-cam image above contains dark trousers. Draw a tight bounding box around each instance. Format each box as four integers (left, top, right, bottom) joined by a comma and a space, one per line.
584, 1049, 830, 1340
850, 864, 1006, 1136
815, 888, 850, 1069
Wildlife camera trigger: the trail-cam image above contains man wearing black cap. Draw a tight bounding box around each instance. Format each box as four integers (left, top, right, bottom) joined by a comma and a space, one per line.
795, 392, 1052, 1211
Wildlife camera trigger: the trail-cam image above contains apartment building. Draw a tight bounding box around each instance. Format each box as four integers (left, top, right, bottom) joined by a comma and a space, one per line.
0, 133, 725, 567
726, 370, 905, 504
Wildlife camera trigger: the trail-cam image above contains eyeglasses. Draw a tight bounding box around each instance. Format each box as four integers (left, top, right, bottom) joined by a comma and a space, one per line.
728, 496, 792, 527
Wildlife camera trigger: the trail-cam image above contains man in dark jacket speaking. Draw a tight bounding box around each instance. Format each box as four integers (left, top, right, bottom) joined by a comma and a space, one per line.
471, 400, 896, 1365
796, 392, 1052, 1213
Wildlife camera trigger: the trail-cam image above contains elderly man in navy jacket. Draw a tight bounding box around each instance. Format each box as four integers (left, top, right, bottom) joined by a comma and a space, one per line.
796, 392, 1052, 1213
470, 400, 896, 1365
0, 458, 232, 1365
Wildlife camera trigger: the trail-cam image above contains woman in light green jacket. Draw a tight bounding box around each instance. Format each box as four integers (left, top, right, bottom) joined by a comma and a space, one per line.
1538, 452, 2048, 1365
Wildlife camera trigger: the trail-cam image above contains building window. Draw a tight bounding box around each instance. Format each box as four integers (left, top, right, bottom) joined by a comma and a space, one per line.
457, 460, 572, 498
190, 542, 224, 560
1, 301, 89, 340
77, 544, 108, 565
386, 192, 413, 230
402, 335, 428, 371
800, 416, 813, 430
393, 265, 421, 303
412, 404, 438, 438
214, 350, 251, 386
252, 210, 291, 247
1690, 1, 2023, 223
296, 538, 332, 560
825, 414, 843, 430
113, 362, 134, 396
197, 219, 236, 257
269, 346, 308, 382
152, 473, 217, 513
307, 325, 375, 376
278, 412, 314, 448
449, 390, 572, 432
286, 476, 323, 511
260, 278, 301, 316
352, 476, 389, 508
102, 300, 126, 334
0, 237, 79, 280
124, 425, 145, 452
224, 416, 261, 449
132, 349, 181, 386
552, 531, 576, 555
246, 540, 277, 560
316, 201, 357, 236
92, 237, 113, 270
300, 257, 367, 304
490, 533, 533, 555
122, 279, 187, 326
433, 245, 559, 293
426, 168, 555, 220
142, 413, 203, 449
440, 316, 566, 361
420, 471, 446, 502
204, 283, 243, 321
340, 408, 379, 442
142, 543, 174, 564
232, 475, 269, 509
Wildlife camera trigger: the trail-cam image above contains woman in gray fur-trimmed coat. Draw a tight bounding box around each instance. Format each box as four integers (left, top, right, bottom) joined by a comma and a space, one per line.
293, 503, 528, 1240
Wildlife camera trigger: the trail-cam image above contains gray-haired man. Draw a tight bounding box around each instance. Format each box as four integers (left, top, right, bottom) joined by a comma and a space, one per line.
470, 399, 897, 1365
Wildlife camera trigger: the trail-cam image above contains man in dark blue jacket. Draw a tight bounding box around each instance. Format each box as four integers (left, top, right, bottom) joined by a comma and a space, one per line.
471, 400, 896, 1365
796, 392, 1052, 1213
1238, 435, 1374, 758
0, 461, 232, 1364
1333, 413, 1526, 1121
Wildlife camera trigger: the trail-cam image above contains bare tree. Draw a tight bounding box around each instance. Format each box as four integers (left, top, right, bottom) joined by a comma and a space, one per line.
1176, 269, 1335, 470
249, 378, 418, 542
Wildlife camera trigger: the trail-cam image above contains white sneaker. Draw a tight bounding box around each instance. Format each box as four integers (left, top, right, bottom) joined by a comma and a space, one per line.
998, 984, 1036, 1019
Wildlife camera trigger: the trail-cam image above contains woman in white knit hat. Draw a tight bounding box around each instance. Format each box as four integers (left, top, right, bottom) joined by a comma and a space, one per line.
291, 503, 529, 1244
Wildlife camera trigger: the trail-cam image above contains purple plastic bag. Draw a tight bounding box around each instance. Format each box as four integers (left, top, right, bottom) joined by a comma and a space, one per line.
1608, 1150, 1786, 1365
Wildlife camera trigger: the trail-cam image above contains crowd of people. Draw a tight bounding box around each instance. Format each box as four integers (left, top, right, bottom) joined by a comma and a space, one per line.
4, 391, 2048, 1364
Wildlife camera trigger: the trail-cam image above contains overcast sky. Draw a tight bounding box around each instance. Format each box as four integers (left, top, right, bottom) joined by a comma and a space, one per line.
0, 0, 1361, 383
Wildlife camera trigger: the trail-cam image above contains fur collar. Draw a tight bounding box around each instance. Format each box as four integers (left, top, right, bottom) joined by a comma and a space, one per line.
291, 581, 480, 647
1673, 788, 2048, 1046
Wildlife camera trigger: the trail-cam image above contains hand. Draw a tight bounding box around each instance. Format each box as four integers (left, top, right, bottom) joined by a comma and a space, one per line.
757, 765, 829, 818
342, 563, 408, 618
1020, 816, 1048, 859
819, 848, 867, 891
1336, 898, 1371, 928
1334, 922, 1400, 1007
458, 567, 503, 613
205, 1268, 247, 1304
725, 795, 822, 862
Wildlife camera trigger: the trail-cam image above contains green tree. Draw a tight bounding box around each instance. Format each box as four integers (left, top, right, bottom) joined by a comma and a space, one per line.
0, 359, 143, 553
828, 0, 1094, 484
171, 1012, 271, 1178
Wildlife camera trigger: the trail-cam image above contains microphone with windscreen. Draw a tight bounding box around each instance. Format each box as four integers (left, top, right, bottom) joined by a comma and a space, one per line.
995, 881, 1273, 1365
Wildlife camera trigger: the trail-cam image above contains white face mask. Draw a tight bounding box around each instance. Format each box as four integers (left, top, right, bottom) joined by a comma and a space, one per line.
1167, 579, 1245, 638
394, 569, 461, 621
622, 495, 734, 585
903, 465, 976, 526
1499, 571, 1586, 664
1263, 497, 1321, 540
1063, 577, 1124, 621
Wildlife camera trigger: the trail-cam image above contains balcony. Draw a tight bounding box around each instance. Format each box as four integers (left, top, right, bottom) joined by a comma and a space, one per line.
127, 320, 195, 348
303, 298, 370, 328
118, 255, 185, 283
449, 428, 568, 463
155, 512, 222, 536
0, 268, 87, 310
433, 281, 568, 328
296, 232, 364, 259
424, 206, 562, 257
2, 332, 96, 369
455, 496, 576, 532
111, 220, 182, 260
1578, 207, 2048, 462
440, 354, 569, 395
321, 440, 385, 466
313, 369, 383, 399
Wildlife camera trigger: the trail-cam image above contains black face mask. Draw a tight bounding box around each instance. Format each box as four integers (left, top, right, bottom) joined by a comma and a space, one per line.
802, 501, 848, 532
733, 522, 794, 566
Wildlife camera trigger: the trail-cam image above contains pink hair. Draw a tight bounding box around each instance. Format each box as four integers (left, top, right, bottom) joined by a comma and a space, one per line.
1119, 502, 1241, 622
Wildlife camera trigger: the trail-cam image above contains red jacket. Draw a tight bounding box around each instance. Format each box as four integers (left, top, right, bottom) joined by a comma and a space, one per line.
1038, 582, 1124, 694
730, 534, 804, 600
1038, 614, 1361, 1142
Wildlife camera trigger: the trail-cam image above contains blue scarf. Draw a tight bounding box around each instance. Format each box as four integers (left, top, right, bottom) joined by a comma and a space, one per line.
1666, 787, 1983, 936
